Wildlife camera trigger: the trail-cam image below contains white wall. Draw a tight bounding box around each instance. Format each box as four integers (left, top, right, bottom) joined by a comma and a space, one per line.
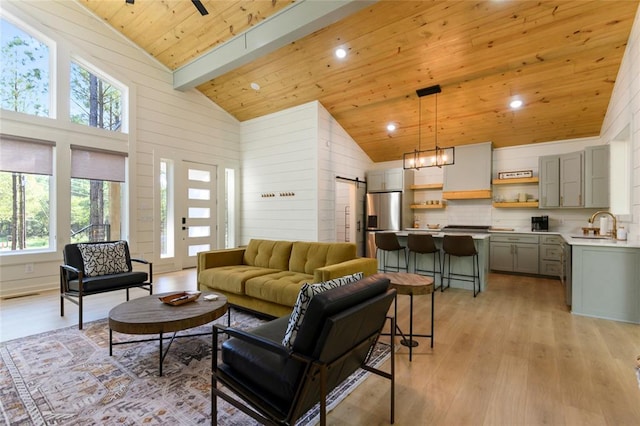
0, 0, 240, 297
240, 102, 318, 243
317, 103, 373, 242
239, 101, 373, 244
600, 5, 640, 238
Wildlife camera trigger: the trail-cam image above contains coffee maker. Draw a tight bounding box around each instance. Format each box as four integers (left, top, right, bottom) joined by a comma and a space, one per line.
531, 215, 549, 232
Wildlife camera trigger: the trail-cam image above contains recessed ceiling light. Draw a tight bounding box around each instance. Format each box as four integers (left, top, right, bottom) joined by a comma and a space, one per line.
250, 82, 260, 91
335, 48, 347, 59
386, 123, 397, 132
510, 99, 523, 109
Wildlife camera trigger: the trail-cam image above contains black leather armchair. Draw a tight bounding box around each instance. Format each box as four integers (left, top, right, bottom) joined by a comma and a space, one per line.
212, 275, 396, 425
60, 240, 152, 329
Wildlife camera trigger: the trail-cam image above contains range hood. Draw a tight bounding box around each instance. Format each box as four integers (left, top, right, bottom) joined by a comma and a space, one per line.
442, 142, 492, 200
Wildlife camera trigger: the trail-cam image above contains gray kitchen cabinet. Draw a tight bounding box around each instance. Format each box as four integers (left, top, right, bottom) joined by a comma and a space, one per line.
584, 145, 609, 208
572, 245, 640, 323
490, 234, 539, 274
539, 235, 563, 277
539, 151, 583, 208
539, 156, 560, 207
367, 168, 411, 192
560, 151, 583, 207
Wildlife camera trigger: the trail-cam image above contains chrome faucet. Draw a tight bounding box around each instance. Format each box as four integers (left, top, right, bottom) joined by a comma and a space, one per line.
588, 211, 617, 237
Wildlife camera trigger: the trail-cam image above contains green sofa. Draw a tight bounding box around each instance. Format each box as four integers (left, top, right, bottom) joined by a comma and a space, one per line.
197, 239, 378, 317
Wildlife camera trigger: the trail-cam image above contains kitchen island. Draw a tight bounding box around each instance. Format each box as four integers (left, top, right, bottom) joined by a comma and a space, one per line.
372, 229, 490, 293
565, 235, 640, 324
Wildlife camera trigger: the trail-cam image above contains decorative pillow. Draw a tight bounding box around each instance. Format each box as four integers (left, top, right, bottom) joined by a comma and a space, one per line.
77, 241, 129, 277
282, 272, 364, 349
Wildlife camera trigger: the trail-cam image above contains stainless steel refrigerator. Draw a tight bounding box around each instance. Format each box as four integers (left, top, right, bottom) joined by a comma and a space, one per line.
365, 191, 402, 257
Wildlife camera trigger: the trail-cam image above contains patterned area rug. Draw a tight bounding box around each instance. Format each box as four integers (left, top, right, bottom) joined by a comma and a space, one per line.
0, 309, 390, 425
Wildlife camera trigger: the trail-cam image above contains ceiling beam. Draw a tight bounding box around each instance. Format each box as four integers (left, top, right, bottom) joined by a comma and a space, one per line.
173, 0, 377, 91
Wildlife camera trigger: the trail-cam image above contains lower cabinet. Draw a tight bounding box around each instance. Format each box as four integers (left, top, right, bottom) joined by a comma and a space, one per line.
490, 234, 539, 274
571, 245, 640, 323
539, 235, 563, 277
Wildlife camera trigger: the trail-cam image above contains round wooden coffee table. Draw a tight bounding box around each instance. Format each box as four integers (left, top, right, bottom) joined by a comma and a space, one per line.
109, 291, 228, 375
373, 272, 434, 361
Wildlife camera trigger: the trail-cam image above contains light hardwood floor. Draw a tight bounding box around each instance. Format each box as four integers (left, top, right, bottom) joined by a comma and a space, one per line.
1, 270, 639, 425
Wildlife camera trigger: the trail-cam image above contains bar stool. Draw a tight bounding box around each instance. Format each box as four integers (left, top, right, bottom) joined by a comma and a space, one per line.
407, 234, 442, 289
442, 235, 480, 297
375, 232, 408, 272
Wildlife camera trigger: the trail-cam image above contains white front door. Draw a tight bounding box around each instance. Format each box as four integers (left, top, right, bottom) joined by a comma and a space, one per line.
180, 161, 217, 268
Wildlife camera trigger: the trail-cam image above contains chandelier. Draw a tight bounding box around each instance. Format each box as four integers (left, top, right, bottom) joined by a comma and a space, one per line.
403, 84, 455, 169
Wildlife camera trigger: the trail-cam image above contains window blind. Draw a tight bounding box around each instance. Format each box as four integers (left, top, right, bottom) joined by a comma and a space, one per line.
0, 134, 54, 175
71, 146, 127, 182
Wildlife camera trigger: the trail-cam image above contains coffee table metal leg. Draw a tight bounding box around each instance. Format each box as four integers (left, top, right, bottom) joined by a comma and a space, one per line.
109, 328, 113, 356
159, 332, 163, 376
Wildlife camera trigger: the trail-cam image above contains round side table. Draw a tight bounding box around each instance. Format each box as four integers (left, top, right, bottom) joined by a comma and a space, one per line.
373, 272, 434, 361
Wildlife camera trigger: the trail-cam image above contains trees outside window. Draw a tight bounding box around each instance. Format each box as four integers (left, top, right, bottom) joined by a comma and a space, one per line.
0, 18, 50, 117
0, 137, 54, 252
70, 62, 122, 131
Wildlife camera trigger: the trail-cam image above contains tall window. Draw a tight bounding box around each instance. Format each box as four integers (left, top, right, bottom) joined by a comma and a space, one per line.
160, 159, 174, 258
0, 18, 50, 117
70, 61, 123, 131
70, 147, 126, 243
0, 135, 54, 252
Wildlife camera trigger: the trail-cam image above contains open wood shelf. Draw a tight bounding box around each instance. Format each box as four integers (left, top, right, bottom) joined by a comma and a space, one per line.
492, 177, 539, 185
493, 201, 539, 208
410, 183, 443, 190
411, 204, 445, 209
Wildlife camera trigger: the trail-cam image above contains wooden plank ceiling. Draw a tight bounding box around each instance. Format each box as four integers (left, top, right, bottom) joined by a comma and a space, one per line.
80, 0, 639, 163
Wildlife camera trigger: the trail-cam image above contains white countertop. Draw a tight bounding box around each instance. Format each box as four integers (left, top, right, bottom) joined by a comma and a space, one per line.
394, 228, 640, 248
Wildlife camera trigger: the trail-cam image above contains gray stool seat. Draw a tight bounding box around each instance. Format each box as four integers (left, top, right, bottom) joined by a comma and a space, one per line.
442, 235, 480, 297
375, 232, 408, 272
407, 233, 442, 289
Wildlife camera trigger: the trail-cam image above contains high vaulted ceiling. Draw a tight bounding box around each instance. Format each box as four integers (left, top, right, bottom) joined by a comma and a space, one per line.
80, 0, 639, 163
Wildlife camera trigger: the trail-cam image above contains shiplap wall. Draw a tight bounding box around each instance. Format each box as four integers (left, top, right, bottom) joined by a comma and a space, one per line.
239, 101, 373, 244
317, 103, 373, 242
600, 5, 640, 238
0, 1, 240, 297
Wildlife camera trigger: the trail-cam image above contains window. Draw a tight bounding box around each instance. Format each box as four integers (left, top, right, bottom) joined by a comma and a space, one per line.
70, 146, 126, 243
610, 125, 631, 216
225, 168, 235, 248
0, 135, 54, 252
70, 61, 123, 131
0, 18, 50, 117
160, 159, 174, 258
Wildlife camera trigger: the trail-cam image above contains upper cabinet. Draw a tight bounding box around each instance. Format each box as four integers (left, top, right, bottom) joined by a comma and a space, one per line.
366, 168, 414, 192
539, 145, 608, 209
539, 151, 583, 208
443, 142, 492, 199
584, 145, 609, 208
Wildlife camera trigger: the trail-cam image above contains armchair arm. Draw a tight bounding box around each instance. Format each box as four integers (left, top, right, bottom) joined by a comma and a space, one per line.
314, 257, 378, 282
60, 264, 84, 294
131, 258, 153, 283
214, 324, 291, 358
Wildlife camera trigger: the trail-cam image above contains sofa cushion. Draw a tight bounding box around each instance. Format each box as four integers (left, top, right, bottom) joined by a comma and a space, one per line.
289, 242, 356, 274
243, 239, 293, 270
245, 271, 314, 307
77, 241, 129, 277
199, 266, 280, 295
281, 272, 363, 349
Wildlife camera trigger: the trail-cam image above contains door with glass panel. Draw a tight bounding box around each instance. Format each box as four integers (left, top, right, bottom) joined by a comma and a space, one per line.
180, 161, 217, 268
